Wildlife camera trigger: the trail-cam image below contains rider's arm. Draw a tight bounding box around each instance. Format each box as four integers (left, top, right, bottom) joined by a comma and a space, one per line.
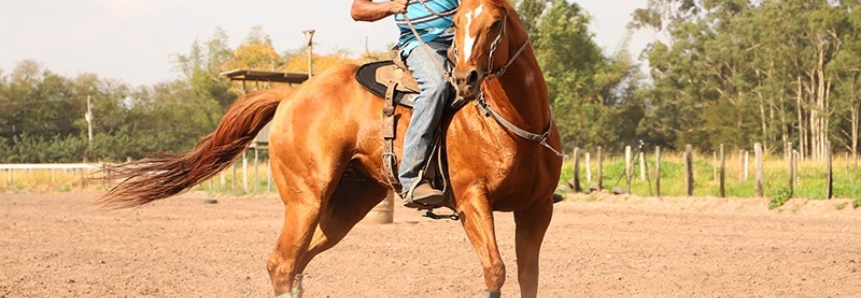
351, 0, 407, 22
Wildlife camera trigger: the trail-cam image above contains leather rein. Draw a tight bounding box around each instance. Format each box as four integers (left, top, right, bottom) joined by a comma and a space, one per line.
402, 4, 564, 158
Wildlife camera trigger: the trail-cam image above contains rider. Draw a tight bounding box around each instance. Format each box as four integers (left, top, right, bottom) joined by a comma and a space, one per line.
351, 0, 457, 207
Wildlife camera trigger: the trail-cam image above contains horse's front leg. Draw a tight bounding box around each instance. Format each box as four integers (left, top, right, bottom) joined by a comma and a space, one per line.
457, 190, 505, 298
514, 197, 553, 298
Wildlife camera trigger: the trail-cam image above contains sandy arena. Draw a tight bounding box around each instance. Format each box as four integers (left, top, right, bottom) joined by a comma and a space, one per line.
1, 191, 860, 297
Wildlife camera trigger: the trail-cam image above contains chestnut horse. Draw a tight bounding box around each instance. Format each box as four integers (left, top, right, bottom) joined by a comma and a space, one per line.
97, 0, 561, 297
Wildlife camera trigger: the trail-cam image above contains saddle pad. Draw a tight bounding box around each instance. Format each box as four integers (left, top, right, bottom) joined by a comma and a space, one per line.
355, 61, 418, 108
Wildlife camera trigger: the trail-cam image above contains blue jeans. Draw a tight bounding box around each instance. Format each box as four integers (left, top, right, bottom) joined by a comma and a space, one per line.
398, 38, 452, 192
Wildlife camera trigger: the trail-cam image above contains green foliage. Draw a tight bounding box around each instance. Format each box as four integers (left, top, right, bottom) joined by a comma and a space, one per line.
517, 0, 643, 152
835, 202, 847, 210
769, 187, 792, 209
0, 27, 283, 163
632, 0, 861, 157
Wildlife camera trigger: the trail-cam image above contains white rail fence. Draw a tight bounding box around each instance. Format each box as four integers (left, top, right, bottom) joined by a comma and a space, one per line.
0, 163, 104, 186
1, 152, 274, 193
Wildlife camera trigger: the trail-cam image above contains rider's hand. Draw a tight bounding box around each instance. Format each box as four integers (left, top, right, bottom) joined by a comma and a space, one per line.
390, 0, 408, 14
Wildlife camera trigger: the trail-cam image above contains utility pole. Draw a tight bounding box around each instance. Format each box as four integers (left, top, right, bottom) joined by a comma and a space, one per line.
303, 29, 315, 78
86, 95, 93, 151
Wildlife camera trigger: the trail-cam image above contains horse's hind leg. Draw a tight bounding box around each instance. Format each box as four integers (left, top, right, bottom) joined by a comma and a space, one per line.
513, 198, 553, 298
266, 186, 329, 296
296, 178, 388, 274
267, 172, 387, 297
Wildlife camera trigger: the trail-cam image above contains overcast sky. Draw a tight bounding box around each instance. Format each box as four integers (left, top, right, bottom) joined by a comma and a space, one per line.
0, 0, 649, 87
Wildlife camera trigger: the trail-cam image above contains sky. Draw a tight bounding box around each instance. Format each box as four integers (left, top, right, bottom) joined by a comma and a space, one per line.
0, 0, 650, 87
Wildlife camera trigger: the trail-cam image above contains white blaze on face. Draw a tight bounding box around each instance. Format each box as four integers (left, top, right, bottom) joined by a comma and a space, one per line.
461, 4, 483, 62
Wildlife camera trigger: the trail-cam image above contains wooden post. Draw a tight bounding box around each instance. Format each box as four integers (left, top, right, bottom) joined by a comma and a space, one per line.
232, 161, 238, 189
572, 147, 582, 192
639, 151, 646, 182
220, 169, 226, 189
788, 144, 794, 194
585, 152, 592, 184
755, 143, 763, 197
655, 146, 661, 197
242, 150, 249, 192
597, 146, 603, 190
267, 159, 273, 192
720, 144, 725, 198
827, 141, 833, 199
793, 150, 799, 185
713, 151, 718, 181
685, 144, 693, 196
625, 145, 632, 194
254, 149, 259, 193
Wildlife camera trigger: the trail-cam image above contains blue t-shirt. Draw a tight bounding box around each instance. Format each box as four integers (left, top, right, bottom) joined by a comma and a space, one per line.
394, 0, 459, 56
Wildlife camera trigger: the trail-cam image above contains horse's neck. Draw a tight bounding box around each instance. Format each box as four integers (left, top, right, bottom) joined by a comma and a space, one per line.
483, 31, 550, 132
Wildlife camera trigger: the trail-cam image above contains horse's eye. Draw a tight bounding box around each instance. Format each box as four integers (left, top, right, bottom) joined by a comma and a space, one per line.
491, 20, 502, 31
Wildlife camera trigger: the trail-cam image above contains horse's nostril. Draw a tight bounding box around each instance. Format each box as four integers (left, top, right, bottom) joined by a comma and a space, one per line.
467, 70, 479, 85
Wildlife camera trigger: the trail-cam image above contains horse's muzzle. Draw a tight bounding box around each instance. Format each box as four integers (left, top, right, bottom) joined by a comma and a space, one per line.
453, 66, 482, 100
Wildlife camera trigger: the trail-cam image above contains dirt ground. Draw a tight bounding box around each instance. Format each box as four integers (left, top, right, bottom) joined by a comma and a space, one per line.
1, 191, 860, 298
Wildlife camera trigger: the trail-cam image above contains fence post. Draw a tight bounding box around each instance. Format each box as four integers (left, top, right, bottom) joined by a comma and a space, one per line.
220, 170, 226, 189
788, 143, 794, 194
793, 150, 799, 185
597, 146, 603, 190
267, 159, 273, 192
585, 152, 592, 184
254, 149, 259, 193
685, 144, 693, 196
625, 145, 632, 194
639, 151, 646, 182
713, 151, 718, 181
572, 147, 582, 192
755, 143, 763, 197
232, 161, 238, 189
655, 146, 661, 197
242, 150, 249, 192
827, 140, 833, 199
720, 144, 725, 198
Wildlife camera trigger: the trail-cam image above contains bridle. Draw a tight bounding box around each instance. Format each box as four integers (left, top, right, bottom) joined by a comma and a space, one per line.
446, 7, 530, 81
402, 2, 564, 158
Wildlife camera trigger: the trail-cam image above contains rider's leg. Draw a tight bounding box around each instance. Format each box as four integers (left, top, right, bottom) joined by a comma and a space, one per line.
398, 39, 452, 206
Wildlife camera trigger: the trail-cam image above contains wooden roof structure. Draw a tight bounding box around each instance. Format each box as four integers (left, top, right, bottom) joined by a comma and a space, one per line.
220, 69, 310, 84
221, 69, 311, 149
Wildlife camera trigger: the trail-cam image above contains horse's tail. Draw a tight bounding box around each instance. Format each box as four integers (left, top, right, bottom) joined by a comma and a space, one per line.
95, 89, 287, 209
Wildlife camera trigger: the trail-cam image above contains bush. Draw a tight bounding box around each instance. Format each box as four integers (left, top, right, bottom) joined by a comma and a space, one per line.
769, 187, 792, 209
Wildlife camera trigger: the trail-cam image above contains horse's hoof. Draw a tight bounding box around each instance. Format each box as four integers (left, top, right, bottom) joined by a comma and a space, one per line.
552, 193, 564, 204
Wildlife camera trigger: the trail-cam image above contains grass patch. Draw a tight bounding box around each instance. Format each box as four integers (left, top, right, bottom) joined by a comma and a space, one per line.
836, 202, 848, 210
769, 187, 792, 209
563, 150, 861, 201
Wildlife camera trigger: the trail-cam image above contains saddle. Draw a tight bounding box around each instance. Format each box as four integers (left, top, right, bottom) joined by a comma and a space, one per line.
355, 60, 421, 108
354, 56, 460, 211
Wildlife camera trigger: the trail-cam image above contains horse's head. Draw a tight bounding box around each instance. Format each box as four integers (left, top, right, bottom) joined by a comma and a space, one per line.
451, 0, 514, 100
